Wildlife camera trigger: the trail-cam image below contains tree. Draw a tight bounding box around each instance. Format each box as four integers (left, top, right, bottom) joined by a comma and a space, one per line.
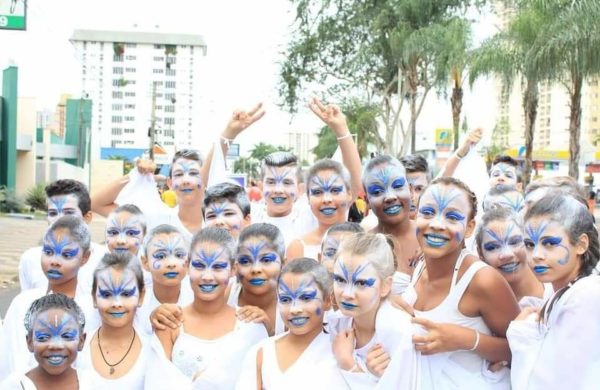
526, 0, 600, 179
469, 5, 545, 187
233, 157, 260, 179
280, 0, 481, 156
249, 143, 291, 161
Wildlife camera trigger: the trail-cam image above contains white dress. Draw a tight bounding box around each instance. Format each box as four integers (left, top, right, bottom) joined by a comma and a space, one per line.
327, 300, 419, 389
297, 240, 321, 260
0, 370, 94, 390
507, 275, 600, 390
134, 277, 194, 337
236, 331, 348, 390
171, 319, 267, 388
18, 242, 106, 293
77, 330, 150, 390
226, 280, 285, 335
0, 285, 99, 379
403, 250, 511, 389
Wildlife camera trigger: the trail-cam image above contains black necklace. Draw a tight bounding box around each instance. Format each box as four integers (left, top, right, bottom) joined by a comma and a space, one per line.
97, 327, 136, 375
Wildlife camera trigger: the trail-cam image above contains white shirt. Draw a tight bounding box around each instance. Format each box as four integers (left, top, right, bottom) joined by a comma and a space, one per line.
251, 201, 317, 247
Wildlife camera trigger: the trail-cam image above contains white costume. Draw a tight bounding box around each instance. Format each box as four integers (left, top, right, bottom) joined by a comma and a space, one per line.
327, 300, 419, 389
169, 319, 267, 388
297, 240, 321, 260
227, 280, 285, 335
251, 201, 317, 247
517, 283, 554, 310
18, 242, 106, 293
0, 285, 99, 379
507, 275, 600, 390
403, 250, 511, 389
77, 330, 150, 390
236, 331, 348, 390
134, 277, 194, 337
0, 369, 94, 390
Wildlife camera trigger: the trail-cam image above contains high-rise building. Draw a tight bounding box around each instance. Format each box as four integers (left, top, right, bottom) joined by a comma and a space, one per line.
70, 29, 207, 161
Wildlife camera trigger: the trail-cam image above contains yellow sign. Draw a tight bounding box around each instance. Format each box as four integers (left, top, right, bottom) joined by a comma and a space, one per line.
506, 148, 569, 161
435, 129, 453, 151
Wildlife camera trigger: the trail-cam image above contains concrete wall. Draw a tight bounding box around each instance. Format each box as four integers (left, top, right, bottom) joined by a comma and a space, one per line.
15, 97, 37, 196
90, 159, 123, 194
35, 160, 88, 186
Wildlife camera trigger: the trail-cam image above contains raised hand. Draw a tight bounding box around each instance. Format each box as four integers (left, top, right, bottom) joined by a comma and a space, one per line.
136, 159, 156, 175
223, 103, 266, 139
308, 97, 349, 137
456, 127, 483, 157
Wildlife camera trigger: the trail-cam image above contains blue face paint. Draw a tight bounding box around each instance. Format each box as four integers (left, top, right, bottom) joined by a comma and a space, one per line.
278, 278, 323, 323
150, 235, 187, 270
96, 272, 138, 300
172, 160, 202, 191
42, 232, 80, 260
106, 215, 143, 252
309, 175, 345, 197
524, 221, 570, 266
190, 248, 229, 270
333, 262, 376, 291
237, 240, 280, 288
321, 237, 340, 262
419, 186, 467, 245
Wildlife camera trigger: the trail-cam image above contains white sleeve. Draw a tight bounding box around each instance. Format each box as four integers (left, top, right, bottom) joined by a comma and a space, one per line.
506, 316, 544, 390
18, 248, 37, 291
525, 282, 600, 389
0, 293, 34, 378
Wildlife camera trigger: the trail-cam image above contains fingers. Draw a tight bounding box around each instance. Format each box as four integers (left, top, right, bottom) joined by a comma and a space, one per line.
412, 316, 434, 329
156, 313, 179, 330
151, 316, 167, 331
312, 96, 327, 112
414, 339, 438, 355
247, 102, 263, 117
390, 295, 415, 317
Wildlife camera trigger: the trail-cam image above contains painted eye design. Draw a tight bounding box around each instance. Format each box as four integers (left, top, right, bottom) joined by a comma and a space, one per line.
122, 288, 137, 297
542, 237, 562, 247
42, 246, 55, 256
299, 293, 315, 302
508, 236, 524, 246
419, 207, 435, 217
483, 242, 500, 252
61, 249, 79, 259
34, 333, 50, 342
278, 295, 292, 304
237, 256, 252, 266
523, 239, 535, 249
330, 186, 343, 195
367, 185, 384, 196
446, 212, 465, 222
126, 229, 141, 237
323, 248, 337, 259
191, 260, 205, 269
332, 274, 347, 284
355, 278, 376, 288
62, 331, 78, 341
175, 251, 188, 259
260, 254, 277, 263
48, 210, 58, 217
310, 188, 323, 196
107, 229, 120, 236
392, 178, 406, 189
98, 289, 112, 298
153, 251, 167, 260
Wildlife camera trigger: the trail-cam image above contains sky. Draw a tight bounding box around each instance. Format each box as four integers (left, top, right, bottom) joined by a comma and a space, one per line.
0, 0, 500, 155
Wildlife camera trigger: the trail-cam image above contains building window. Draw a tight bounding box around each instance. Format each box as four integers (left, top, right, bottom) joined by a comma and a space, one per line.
165, 117, 175, 125
165, 81, 176, 89
164, 129, 175, 138
113, 55, 123, 62
125, 104, 136, 109
164, 105, 175, 113
125, 43, 136, 48
112, 103, 123, 110
153, 56, 164, 61
154, 44, 163, 49
125, 55, 136, 60
153, 69, 164, 74
124, 128, 135, 134
124, 140, 135, 145
166, 68, 176, 76
165, 93, 175, 101
125, 67, 136, 73
125, 116, 135, 121
125, 92, 136, 97
166, 57, 176, 65
112, 91, 123, 99
112, 116, 123, 123
111, 128, 122, 136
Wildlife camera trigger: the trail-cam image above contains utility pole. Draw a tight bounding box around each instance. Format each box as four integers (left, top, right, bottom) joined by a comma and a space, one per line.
149, 81, 157, 160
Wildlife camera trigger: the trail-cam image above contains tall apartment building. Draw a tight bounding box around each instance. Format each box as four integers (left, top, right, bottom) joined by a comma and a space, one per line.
70, 30, 207, 161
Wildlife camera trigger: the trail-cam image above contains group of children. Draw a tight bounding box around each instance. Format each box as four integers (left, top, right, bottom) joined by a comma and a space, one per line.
0, 98, 599, 389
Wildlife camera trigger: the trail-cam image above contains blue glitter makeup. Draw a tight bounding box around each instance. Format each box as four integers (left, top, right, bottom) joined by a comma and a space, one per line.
34, 315, 78, 345
309, 175, 345, 197
524, 222, 570, 265
42, 232, 79, 260
96, 272, 138, 300
190, 248, 229, 270
150, 236, 187, 270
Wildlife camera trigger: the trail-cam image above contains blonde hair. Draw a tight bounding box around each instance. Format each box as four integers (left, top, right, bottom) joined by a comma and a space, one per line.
336, 232, 396, 279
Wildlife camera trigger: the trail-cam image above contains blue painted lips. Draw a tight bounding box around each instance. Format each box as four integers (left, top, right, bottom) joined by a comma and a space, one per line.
499, 262, 520, 273
384, 205, 402, 215
249, 278, 266, 286
424, 234, 449, 248
289, 317, 309, 327
46, 270, 63, 279
533, 265, 549, 274
320, 207, 337, 216
272, 197, 286, 204
163, 272, 179, 279
340, 302, 358, 310
199, 284, 218, 293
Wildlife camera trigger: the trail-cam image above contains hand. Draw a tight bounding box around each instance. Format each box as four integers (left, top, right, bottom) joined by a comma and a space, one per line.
332, 329, 356, 370
136, 159, 156, 175
150, 303, 183, 330
222, 103, 266, 139
514, 306, 539, 321
237, 305, 273, 335
412, 317, 474, 355
308, 97, 349, 136
390, 295, 415, 317
488, 360, 509, 372
456, 127, 483, 157
366, 344, 390, 378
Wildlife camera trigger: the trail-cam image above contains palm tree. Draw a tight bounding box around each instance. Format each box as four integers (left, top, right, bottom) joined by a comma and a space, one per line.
233, 157, 259, 179
527, 0, 600, 179
469, 7, 545, 187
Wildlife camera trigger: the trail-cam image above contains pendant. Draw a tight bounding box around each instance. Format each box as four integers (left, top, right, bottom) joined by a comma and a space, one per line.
109, 367, 115, 375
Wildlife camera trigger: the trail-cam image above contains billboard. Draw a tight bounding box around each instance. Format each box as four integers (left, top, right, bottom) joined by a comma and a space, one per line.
0, 0, 26, 30
435, 128, 453, 152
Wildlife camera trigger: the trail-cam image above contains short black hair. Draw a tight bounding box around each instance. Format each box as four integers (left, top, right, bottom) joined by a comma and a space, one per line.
45, 179, 91, 215
492, 154, 518, 168
203, 183, 251, 217
261, 151, 302, 182
400, 154, 429, 175
170, 149, 203, 177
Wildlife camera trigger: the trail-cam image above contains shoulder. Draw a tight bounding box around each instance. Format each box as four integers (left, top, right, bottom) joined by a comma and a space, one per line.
467, 259, 511, 296
562, 275, 600, 308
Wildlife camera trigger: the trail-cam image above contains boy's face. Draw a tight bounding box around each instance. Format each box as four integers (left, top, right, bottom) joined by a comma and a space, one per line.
204, 200, 250, 239
41, 228, 90, 287
47, 194, 88, 225
105, 211, 144, 256
27, 308, 85, 376
142, 232, 188, 286
169, 158, 203, 201
406, 171, 429, 219
262, 165, 300, 217
489, 163, 518, 188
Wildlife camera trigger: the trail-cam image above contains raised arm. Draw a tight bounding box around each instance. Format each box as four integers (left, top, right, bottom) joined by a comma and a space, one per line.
90, 159, 156, 217
309, 97, 362, 200
436, 128, 483, 179
200, 103, 266, 187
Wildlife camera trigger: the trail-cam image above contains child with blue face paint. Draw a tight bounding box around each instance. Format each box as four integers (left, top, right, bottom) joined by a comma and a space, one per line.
327, 233, 418, 388
105, 204, 146, 256
77, 252, 148, 387
475, 207, 553, 309
137, 225, 193, 337
0, 294, 92, 390
482, 185, 525, 214
362, 155, 422, 289
20, 179, 107, 293
203, 182, 252, 240
155, 227, 267, 387
0, 216, 99, 379
229, 223, 286, 336
507, 192, 600, 390
236, 258, 347, 389
399, 176, 519, 389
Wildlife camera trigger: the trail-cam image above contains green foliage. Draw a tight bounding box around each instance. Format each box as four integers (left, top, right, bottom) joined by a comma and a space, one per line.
107, 155, 134, 175
249, 143, 291, 161
0, 186, 25, 213
25, 183, 47, 211
233, 157, 260, 179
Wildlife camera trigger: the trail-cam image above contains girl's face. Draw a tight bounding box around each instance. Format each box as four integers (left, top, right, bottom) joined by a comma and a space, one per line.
47, 195, 83, 224
278, 273, 328, 336
188, 241, 232, 301
170, 158, 203, 200
94, 268, 143, 328
480, 219, 527, 284
320, 231, 351, 274
523, 216, 585, 289
236, 236, 282, 295
364, 163, 411, 224
143, 233, 188, 287
262, 166, 300, 216
416, 184, 475, 259
489, 163, 517, 188
308, 169, 352, 225
27, 308, 84, 376
105, 211, 144, 255
204, 201, 249, 239
41, 228, 89, 287
333, 253, 389, 318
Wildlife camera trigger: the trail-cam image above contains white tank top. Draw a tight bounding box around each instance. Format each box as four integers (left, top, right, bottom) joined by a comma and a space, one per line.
227, 280, 285, 335
408, 250, 491, 373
